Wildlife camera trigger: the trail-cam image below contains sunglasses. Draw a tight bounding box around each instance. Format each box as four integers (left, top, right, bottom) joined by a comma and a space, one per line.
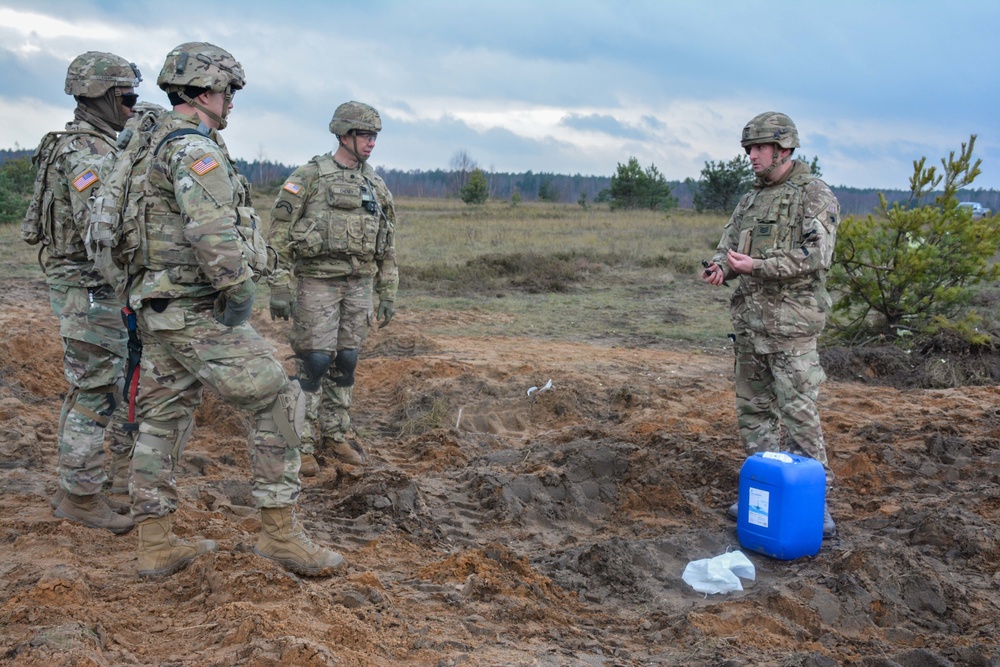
120, 92, 139, 108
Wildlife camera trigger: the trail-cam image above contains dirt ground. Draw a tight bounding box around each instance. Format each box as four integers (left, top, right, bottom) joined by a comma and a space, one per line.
1, 276, 999, 667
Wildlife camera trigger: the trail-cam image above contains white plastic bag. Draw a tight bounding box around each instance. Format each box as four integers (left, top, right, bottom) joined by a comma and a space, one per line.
682, 550, 756, 595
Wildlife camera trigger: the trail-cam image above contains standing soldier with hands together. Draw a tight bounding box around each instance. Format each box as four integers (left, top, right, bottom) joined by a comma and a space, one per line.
268, 101, 399, 477
703, 112, 840, 538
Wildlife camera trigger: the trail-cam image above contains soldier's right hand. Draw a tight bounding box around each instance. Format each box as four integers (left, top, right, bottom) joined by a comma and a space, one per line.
269, 284, 295, 321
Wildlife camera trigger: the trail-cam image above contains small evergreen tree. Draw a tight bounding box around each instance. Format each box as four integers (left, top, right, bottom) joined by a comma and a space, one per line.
829, 135, 1000, 341
460, 168, 489, 204
0, 156, 35, 225
687, 154, 754, 213
537, 177, 558, 202
608, 157, 677, 211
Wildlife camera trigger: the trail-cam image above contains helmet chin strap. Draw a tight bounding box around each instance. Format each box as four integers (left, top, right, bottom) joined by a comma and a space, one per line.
758, 144, 791, 180
341, 133, 367, 165
177, 89, 231, 130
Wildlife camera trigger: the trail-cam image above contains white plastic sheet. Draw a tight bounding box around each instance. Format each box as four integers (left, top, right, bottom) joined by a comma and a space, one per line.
682, 550, 756, 595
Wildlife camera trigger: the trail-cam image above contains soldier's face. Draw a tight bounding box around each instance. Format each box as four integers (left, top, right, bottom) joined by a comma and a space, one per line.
200, 90, 233, 129
747, 143, 788, 175
118, 87, 137, 120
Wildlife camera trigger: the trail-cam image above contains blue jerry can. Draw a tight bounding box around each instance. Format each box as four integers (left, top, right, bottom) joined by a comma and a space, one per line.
736, 451, 825, 560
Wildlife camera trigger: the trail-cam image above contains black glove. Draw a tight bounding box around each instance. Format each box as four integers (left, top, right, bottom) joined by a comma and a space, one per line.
214, 281, 256, 327
269, 284, 294, 321
376, 298, 396, 329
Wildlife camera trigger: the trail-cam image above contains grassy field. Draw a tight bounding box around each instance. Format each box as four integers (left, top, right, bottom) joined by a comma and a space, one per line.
0, 197, 738, 350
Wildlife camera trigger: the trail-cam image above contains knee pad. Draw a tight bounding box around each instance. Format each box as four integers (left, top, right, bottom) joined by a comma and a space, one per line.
333, 349, 359, 387
262, 380, 306, 448
136, 417, 193, 460
298, 351, 333, 392
72, 381, 124, 427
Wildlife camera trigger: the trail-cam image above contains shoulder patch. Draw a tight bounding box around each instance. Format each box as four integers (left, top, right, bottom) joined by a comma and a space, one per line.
190, 154, 220, 176
72, 169, 99, 192
282, 181, 302, 195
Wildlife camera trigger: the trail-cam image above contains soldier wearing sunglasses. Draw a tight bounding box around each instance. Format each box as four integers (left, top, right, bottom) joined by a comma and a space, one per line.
21, 51, 143, 534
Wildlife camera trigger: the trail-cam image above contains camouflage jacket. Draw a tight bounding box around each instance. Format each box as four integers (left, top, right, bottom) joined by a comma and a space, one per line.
129, 111, 267, 307
268, 154, 398, 301
711, 160, 841, 352
23, 120, 116, 287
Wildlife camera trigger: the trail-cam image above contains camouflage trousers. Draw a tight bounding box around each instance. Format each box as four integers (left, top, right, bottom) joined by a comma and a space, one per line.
291, 275, 373, 455
734, 336, 831, 480
131, 295, 302, 523
49, 284, 131, 496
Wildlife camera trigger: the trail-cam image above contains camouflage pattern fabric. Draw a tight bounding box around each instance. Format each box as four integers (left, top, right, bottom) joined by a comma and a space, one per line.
711, 160, 840, 476
49, 283, 130, 495
125, 119, 299, 521
130, 296, 301, 522
128, 111, 266, 307
23, 120, 131, 496
267, 154, 398, 452
267, 154, 397, 298
25, 121, 117, 286
290, 276, 373, 452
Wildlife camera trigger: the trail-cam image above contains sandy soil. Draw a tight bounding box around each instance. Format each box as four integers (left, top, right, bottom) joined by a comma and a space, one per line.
1, 276, 999, 667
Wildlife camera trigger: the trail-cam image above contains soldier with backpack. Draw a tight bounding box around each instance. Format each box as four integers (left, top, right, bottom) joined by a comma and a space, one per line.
116, 42, 344, 578
21, 51, 142, 535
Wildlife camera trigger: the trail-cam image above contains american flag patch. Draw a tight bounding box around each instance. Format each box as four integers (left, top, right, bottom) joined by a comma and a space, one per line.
190, 155, 220, 176
282, 181, 302, 195
72, 170, 99, 192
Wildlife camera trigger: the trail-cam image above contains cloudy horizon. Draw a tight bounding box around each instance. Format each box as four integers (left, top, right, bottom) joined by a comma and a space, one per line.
1, 0, 998, 190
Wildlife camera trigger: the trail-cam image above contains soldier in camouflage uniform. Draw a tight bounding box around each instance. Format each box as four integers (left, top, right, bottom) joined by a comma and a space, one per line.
125, 42, 344, 578
702, 112, 840, 537
21, 52, 142, 535
267, 101, 398, 477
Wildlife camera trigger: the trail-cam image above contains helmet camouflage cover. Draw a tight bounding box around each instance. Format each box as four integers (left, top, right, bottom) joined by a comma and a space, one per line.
157, 42, 246, 93
65, 51, 141, 98
741, 112, 800, 149
329, 101, 382, 136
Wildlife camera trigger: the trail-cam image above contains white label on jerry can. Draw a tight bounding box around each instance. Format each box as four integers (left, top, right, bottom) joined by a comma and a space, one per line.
748, 487, 769, 527
761, 452, 794, 464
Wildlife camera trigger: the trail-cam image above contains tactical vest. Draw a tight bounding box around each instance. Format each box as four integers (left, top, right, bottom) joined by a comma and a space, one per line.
22, 128, 110, 261
288, 154, 383, 262
137, 120, 270, 284
736, 171, 821, 293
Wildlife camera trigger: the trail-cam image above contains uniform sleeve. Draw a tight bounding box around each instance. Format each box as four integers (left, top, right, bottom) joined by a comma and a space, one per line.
64, 136, 112, 237
169, 139, 250, 292
752, 180, 840, 281
267, 165, 311, 286
373, 178, 398, 301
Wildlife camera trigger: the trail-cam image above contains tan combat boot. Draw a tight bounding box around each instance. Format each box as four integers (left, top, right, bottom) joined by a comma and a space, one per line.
54, 492, 134, 534
108, 453, 130, 495
299, 453, 320, 478
136, 515, 217, 578
325, 437, 366, 466
255, 506, 345, 577
51, 489, 130, 516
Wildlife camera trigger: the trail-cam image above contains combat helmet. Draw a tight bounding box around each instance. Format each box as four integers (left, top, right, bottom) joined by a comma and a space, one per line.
157, 42, 245, 93
740, 112, 799, 150
65, 51, 142, 98
329, 101, 382, 136
157, 42, 245, 129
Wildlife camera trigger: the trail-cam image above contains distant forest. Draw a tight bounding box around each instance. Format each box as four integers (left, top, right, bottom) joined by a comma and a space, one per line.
5, 148, 1000, 217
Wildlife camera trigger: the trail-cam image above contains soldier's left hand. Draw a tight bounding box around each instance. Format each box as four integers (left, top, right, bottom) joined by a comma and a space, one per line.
376, 299, 396, 329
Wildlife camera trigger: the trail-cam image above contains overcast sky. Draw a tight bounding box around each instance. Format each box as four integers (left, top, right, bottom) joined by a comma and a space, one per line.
2, 0, 998, 190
